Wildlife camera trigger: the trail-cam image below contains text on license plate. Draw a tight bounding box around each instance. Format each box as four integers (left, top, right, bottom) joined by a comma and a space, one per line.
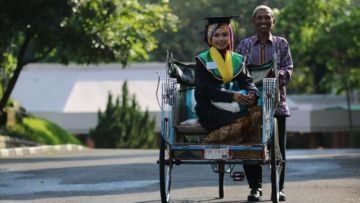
204, 148, 229, 159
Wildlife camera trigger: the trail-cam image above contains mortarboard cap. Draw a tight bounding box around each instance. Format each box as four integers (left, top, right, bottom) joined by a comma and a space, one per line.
204, 16, 238, 25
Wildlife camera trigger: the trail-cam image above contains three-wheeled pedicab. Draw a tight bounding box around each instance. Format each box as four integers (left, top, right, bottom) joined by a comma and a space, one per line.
158, 51, 285, 203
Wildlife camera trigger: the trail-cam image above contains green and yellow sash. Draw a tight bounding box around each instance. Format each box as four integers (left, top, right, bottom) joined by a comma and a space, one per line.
197, 49, 245, 84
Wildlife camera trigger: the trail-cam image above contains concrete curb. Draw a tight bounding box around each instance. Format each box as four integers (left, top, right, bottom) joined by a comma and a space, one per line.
0, 144, 88, 157
0, 135, 38, 148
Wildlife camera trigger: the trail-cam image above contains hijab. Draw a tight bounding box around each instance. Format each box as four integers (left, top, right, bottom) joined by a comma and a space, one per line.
206, 24, 234, 83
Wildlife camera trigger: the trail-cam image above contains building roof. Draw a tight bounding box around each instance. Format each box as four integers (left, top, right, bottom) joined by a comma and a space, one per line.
13, 63, 166, 113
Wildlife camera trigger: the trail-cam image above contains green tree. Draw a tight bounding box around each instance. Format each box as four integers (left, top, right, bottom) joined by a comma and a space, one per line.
0, 0, 178, 121
277, 0, 360, 94
277, 0, 360, 142
318, 6, 360, 138
89, 82, 157, 148
319, 7, 360, 94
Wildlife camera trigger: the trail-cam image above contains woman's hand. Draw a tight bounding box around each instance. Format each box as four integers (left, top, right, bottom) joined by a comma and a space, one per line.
247, 93, 257, 106
233, 93, 250, 105
233, 92, 257, 106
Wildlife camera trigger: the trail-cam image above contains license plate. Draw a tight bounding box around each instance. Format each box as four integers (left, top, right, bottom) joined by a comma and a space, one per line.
204, 148, 229, 160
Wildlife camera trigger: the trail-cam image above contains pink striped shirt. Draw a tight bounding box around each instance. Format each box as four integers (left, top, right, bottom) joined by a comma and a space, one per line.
236, 34, 293, 116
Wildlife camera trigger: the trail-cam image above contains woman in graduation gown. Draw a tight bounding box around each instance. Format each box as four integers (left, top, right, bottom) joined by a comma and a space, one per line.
195, 16, 261, 144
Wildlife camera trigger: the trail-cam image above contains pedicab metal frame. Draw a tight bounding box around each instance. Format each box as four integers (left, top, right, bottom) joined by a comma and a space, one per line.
158, 51, 284, 203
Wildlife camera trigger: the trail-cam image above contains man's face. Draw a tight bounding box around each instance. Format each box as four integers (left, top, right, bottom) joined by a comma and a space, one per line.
252, 9, 275, 35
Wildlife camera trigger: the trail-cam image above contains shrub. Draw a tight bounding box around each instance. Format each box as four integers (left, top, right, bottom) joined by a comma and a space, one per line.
89, 82, 157, 148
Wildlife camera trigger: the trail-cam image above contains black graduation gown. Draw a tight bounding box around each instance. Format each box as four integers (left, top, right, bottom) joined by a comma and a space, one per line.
194, 56, 259, 131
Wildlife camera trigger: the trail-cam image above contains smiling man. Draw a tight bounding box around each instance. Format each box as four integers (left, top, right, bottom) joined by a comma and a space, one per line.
236, 5, 294, 202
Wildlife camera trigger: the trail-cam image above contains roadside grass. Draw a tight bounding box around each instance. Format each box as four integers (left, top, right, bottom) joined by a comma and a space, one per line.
5, 116, 82, 145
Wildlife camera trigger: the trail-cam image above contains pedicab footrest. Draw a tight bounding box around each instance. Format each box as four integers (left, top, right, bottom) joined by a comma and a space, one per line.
175, 125, 208, 135
231, 171, 245, 181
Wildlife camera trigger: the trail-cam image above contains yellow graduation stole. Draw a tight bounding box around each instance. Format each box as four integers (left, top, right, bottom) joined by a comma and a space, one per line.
209, 47, 233, 83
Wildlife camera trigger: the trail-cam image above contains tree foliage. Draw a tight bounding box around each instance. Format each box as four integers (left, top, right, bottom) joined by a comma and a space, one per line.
150, 0, 285, 61
0, 0, 178, 120
89, 82, 157, 148
277, 0, 360, 94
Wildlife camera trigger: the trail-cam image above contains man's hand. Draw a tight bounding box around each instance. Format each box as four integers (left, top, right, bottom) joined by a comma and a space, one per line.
267, 70, 275, 78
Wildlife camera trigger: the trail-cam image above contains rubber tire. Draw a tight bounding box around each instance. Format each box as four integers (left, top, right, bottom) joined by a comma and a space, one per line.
271, 118, 281, 203
159, 137, 172, 203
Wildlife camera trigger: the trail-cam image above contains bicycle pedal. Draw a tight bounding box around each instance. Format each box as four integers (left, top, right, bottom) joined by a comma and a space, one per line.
231, 171, 244, 181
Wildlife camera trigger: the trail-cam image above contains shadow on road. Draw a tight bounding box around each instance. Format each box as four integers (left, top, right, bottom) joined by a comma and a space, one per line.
0, 149, 359, 201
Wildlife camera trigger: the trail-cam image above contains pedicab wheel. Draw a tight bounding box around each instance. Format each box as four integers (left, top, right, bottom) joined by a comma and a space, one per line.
270, 118, 282, 203
218, 162, 225, 198
159, 137, 172, 203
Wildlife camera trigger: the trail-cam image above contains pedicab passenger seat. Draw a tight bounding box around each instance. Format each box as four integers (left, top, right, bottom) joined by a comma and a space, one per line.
177, 119, 208, 135
167, 58, 209, 142
166, 57, 274, 144
167, 59, 196, 87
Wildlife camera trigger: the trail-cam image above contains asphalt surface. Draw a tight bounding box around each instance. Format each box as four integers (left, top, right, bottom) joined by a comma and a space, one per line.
0, 148, 359, 203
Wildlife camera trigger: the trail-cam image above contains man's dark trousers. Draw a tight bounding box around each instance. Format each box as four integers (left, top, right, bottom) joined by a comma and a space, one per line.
243, 116, 287, 189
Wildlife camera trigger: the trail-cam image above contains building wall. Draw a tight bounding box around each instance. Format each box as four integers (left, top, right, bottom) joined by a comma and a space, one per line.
11, 63, 360, 146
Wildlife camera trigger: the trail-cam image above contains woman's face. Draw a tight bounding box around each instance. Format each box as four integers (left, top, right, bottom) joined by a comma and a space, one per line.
253, 9, 275, 35
211, 27, 229, 50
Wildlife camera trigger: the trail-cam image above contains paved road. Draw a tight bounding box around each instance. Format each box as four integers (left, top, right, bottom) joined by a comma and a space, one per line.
0, 148, 359, 203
